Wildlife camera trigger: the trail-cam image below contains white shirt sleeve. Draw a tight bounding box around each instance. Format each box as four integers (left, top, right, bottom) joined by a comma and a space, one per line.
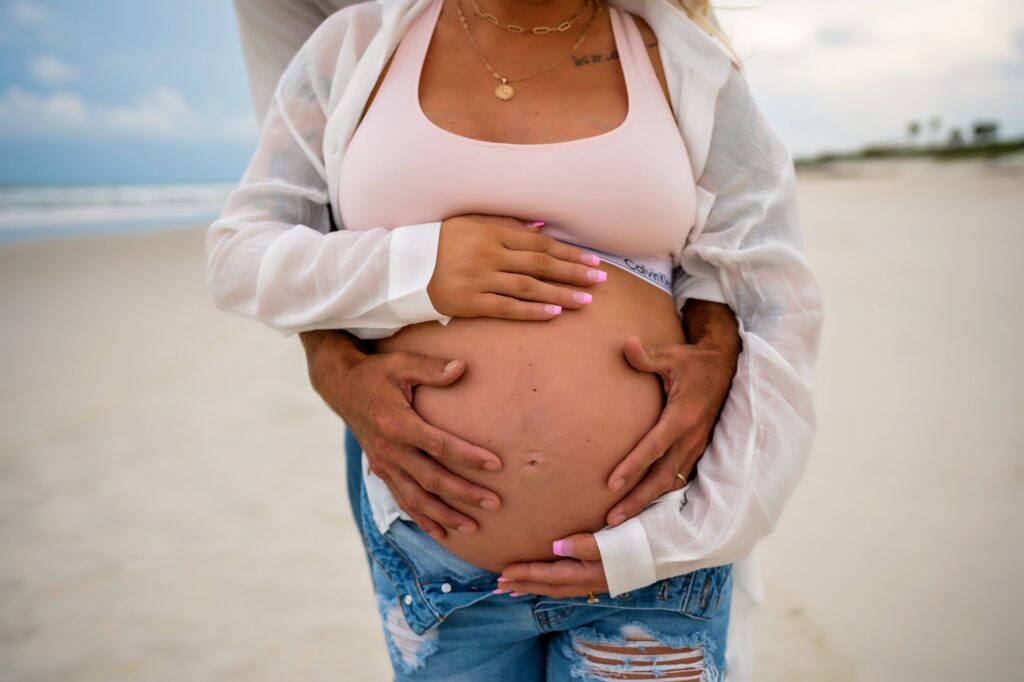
673, 262, 728, 311
595, 64, 825, 597
207, 9, 453, 340
231, 0, 341, 127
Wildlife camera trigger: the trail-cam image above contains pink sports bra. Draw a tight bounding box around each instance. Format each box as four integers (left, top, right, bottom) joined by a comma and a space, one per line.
339, 0, 697, 295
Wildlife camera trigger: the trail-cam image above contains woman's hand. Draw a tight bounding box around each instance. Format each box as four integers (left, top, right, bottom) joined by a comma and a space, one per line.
300, 329, 503, 541
498, 534, 606, 598
427, 215, 608, 321
604, 301, 740, 527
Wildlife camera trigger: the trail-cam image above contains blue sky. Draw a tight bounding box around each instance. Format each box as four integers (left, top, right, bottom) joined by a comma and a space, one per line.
1, 0, 1022, 186
0, 0, 255, 185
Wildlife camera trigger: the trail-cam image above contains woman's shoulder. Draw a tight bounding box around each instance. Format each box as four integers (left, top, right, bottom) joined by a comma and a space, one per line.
624, 9, 658, 49
621, 11, 676, 112
619, 5, 677, 50
616, 1, 735, 82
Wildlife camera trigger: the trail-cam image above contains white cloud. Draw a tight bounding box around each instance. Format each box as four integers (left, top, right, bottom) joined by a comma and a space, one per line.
11, 0, 48, 26
101, 87, 202, 136
0, 85, 257, 142
0, 87, 87, 135
713, 0, 1024, 155
30, 55, 76, 85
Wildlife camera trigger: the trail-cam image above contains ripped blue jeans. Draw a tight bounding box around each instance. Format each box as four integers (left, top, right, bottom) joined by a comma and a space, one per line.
358, 469, 733, 680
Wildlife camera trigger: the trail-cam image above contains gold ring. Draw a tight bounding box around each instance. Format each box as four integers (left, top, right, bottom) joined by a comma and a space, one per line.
676, 472, 688, 485
586, 592, 599, 604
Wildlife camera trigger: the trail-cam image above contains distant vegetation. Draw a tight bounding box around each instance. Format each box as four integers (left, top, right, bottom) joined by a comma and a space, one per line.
795, 119, 1024, 168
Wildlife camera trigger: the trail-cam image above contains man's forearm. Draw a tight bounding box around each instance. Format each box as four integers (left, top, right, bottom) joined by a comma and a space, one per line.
682, 299, 741, 360
300, 329, 368, 358
299, 330, 367, 405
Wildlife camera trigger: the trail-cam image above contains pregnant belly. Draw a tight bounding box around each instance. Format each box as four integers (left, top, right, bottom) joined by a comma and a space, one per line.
372, 262, 685, 573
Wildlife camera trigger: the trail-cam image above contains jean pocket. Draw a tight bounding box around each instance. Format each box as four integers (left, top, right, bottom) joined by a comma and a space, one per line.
598, 564, 732, 622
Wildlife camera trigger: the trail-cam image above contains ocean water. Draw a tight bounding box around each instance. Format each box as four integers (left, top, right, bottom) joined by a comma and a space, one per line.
0, 183, 236, 243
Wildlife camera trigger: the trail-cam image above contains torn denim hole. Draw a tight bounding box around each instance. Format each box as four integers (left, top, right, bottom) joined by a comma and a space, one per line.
378, 594, 440, 674
565, 622, 719, 681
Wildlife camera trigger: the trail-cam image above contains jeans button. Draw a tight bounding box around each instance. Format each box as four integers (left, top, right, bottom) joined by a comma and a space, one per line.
403, 595, 413, 605
441, 583, 453, 594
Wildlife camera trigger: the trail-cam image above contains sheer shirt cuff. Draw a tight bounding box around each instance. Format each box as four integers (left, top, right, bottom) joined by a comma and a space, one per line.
594, 516, 657, 597
387, 220, 453, 326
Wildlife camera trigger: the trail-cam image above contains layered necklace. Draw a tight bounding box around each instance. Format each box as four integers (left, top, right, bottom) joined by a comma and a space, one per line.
454, 0, 603, 101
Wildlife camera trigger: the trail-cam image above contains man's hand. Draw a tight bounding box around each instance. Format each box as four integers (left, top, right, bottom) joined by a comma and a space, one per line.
498, 534, 606, 598
300, 330, 503, 541
604, 300, 740, 527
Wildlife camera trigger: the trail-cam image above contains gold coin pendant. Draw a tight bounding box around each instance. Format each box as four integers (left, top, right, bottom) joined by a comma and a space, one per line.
494, 82, 515, 101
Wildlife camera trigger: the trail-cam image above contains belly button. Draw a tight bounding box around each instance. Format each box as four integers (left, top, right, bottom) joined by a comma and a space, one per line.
523, 452, 543, 469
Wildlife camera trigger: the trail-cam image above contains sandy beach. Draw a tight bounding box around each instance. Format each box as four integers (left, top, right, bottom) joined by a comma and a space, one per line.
1, 158, 1021, 680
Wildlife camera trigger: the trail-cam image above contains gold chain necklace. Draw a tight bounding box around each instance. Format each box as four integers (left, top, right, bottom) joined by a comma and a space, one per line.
466, 0, 589, 34
455, 0, 601, 101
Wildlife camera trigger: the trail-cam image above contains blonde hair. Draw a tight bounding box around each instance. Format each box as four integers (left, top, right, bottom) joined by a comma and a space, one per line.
670, 0, 743, 68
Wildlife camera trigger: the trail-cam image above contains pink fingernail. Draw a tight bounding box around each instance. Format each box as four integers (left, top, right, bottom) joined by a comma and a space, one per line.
571, 292, 592, 304
527, 220, 546, 228
553, 539, 573, 557
586, 269, 607, 283
497, 577, 511, 583
492, 588, 507, 594
611, 478, 625, 491
510, 592, 525, 597
580, 253, 600, 266
544, 304, 562, 315
611, 513, 626, 526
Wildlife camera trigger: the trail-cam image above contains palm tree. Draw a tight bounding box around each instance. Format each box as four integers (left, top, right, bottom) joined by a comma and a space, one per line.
907, 120, 921, 148
929, 116, 942, 147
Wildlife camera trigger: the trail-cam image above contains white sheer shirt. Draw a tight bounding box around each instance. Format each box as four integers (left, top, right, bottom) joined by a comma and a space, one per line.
214, 1, 824, 679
